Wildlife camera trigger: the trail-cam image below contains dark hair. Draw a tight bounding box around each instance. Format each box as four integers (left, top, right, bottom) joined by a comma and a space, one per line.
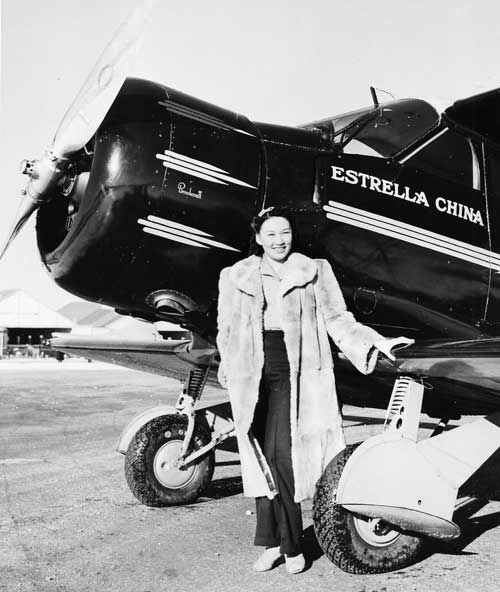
249, 206, 297, 256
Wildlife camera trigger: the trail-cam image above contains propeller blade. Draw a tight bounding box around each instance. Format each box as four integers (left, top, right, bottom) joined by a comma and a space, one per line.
0, 197, 39, 262
1, 1, 158, 263
52, 0, 158, 158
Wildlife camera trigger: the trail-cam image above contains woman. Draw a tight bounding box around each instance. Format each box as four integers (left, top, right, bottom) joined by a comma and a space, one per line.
216, 206, 411, 574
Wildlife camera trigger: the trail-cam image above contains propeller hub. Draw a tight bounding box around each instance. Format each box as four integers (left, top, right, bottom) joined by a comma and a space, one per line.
23, 151, 66, 203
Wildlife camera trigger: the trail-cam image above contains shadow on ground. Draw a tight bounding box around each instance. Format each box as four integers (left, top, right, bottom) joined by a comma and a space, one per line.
200, 476, 243, 500
430, 497, 500, 558
301, 524, 324, 569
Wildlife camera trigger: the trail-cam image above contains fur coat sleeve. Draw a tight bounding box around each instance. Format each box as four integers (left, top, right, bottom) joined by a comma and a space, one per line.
314, 259, 383, 374
216, 267, 231, 388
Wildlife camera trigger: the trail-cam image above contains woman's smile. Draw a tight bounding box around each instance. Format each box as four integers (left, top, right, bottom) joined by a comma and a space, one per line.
256, 217, 293, 262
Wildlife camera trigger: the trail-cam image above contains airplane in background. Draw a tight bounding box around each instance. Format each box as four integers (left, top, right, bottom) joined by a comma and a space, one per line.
3, 0, 500, 575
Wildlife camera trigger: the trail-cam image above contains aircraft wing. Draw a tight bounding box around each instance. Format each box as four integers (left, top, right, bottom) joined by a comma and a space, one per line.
49, 334, 219, 386
388, 337, 500, 386
50, 334, 500, 418
336, 337, 500, 418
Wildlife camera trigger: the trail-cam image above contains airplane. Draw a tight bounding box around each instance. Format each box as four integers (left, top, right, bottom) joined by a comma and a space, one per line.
3, 0, 500, 576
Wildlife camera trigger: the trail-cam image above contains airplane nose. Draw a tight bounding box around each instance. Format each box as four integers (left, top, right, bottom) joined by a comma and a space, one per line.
34, 77, 262, 315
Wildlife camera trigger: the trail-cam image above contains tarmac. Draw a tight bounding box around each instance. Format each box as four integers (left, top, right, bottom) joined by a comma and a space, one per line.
2, 360, 500, 591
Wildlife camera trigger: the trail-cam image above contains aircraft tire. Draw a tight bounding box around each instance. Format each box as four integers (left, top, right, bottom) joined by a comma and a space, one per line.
313, 444, 425, 574
125, 414, 215, 507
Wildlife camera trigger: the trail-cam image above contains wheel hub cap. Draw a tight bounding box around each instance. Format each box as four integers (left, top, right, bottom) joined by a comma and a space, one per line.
153, 440, 197, 489
353, 515, 401, 547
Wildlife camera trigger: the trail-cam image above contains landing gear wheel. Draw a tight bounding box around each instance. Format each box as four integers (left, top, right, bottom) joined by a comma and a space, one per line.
313, 444, 425, 573
125, 414, 215, 507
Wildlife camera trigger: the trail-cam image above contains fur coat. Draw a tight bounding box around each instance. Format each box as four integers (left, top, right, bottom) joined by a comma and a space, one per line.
216, 252, 383, 502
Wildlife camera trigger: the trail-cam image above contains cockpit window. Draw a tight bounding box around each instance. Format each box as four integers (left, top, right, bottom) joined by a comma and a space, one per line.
342, 99, 440, 157
402, 128, 477, 188
303, 99, 440, 158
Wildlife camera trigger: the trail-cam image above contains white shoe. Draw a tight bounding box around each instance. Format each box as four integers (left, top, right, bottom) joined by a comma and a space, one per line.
285, 553, 305, 574
253, 546, 282, 572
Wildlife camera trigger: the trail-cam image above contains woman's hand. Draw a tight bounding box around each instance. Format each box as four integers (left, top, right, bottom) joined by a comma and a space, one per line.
374, 337, 415, 361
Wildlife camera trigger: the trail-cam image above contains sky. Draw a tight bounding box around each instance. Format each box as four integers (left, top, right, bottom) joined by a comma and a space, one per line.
1, 0, 500, 310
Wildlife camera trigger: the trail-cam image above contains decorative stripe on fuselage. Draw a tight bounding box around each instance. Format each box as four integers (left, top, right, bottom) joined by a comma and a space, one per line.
156, 150, 257, 189
158, 99, 255, 137
138, 215, 240, 252
323, 201, 500, 271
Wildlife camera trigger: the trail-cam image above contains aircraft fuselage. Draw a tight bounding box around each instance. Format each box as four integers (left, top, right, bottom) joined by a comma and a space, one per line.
35, 78, 500, 343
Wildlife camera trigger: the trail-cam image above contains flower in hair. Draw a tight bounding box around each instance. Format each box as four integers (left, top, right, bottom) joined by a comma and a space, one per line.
258, 206, 275, 217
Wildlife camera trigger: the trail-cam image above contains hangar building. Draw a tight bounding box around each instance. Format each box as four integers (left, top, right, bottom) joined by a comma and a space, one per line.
0, 290, 189, 358
0, 289, 73, 356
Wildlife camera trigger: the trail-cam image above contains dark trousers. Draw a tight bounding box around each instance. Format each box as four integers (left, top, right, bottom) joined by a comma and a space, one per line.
251, 331, 303, 556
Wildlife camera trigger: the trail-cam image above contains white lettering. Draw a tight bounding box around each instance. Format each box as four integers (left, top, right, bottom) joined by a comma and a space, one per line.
358, 172, 370, 188
177, 182, 203, 199
474, 211, 485, 227
329, 166, 480, 225
414, 192, 430, 207
447, 201, 458, 216
434, 197, 484, 226
463, 205, 474, 222
435, 197, 447, 212
345, 169, 358, 185
331, 166, 345, 181
393, 183, 405, 199
381, 179, 393, 196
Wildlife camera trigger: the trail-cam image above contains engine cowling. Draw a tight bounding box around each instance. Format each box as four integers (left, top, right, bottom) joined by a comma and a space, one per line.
36, 78, 262, 316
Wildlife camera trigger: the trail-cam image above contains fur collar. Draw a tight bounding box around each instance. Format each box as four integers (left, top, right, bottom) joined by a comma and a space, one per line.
230, 252, 318, 296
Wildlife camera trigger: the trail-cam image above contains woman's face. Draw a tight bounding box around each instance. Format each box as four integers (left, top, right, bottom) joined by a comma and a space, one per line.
256, 216, 293, 262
